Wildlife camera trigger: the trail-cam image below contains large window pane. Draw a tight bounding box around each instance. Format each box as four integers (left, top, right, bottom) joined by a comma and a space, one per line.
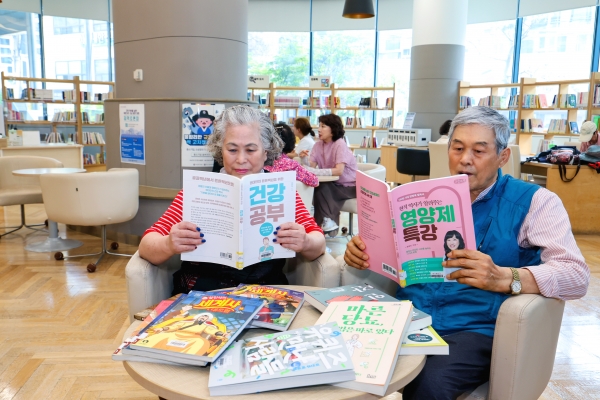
377, 29, 412, 127
519, 7, 595, 81
464, 20, 516, 84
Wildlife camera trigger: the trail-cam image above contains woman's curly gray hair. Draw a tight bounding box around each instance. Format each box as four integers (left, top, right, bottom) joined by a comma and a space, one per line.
207, 105, 283, 167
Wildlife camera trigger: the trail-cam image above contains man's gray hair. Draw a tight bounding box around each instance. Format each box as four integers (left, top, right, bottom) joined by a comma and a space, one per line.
448, 106, 511, 155
207, 105, 283, 166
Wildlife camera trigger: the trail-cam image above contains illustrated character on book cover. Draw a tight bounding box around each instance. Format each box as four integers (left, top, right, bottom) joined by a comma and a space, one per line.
258, 237, 275, 261
232, 285, 300, 327
345, 334, 363, 356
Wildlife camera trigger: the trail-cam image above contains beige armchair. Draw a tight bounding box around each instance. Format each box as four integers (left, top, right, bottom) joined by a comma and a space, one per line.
337, 256, 565, 400
428, 142, 451, 179
125, 251, 341, 322
0, 156, 63, 237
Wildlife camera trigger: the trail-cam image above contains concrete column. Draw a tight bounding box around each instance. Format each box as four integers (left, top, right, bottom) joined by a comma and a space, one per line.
408, 0, 467, 141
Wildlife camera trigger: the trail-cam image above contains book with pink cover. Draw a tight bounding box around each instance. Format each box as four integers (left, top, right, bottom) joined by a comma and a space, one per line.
356, 171, 476, 287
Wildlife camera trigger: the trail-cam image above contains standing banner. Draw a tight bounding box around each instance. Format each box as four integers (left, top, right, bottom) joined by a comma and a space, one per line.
119, 104, 146, 165
181, 103, 225, 167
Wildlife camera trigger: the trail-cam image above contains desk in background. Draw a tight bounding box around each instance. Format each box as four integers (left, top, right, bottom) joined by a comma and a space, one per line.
521, 162, 600, 234
381, 145, 429, 185
1, 144, 83, 168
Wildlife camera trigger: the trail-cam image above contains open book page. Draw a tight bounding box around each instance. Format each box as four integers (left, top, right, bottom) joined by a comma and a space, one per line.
181, 170, 240, 268
389, 175, 475, 287
355, 171, 400, 282
241, 171, 296, 268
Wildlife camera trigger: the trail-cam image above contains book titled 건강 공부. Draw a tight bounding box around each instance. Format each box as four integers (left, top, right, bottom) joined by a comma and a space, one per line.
356, 171, 476, 288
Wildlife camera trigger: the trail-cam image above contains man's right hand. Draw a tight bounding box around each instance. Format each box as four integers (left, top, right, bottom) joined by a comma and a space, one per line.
344, 235, 370, 270
168, 221, 205, 254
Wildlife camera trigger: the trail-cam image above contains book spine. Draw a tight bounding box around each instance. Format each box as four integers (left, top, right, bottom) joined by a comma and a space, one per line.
388, 197, 401, 285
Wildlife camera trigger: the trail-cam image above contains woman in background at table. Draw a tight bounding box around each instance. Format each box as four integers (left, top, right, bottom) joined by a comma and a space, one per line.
308, 114, 357, 237
287, 117, 316, 165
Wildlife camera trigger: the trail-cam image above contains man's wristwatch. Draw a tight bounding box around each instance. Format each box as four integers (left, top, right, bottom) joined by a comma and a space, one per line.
509, 267, 522, 295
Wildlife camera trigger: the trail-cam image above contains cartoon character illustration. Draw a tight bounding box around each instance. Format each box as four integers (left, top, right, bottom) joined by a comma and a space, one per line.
190, 110, 215, 135
258, 237, 275, 261
345, 334, 363, 357
443, 230, 465, 261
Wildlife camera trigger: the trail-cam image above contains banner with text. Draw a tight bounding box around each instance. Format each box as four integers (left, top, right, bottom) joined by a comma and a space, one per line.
119, 104, 145, 165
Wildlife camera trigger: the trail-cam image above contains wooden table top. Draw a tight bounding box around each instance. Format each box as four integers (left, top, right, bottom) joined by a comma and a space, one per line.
317, 175, 340, 182
123, 285, 426, 400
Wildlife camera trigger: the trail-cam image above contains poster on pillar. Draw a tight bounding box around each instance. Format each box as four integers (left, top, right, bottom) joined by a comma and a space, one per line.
181, 103, 225, 167
119, 104, 146, 165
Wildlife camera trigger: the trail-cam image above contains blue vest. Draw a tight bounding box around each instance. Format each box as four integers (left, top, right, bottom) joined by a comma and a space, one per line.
396, 172, 541, 337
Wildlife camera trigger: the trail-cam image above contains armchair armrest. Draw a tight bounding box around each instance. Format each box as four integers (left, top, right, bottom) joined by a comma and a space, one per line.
283, 252, 340, 288
125, 251, 181, 323
489, 294, 565, 400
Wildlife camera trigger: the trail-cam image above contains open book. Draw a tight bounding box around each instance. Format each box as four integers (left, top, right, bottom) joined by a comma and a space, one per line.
182, 170, 296, 269
356, 171, 475, 287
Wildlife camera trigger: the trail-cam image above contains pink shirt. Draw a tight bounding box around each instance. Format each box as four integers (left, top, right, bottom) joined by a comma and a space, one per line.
310, 139, 357, 187
474, 184, 589, 300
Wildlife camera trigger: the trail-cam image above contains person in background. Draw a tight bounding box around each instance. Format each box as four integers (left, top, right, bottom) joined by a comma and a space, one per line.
308, 114, 357, 237
287, 117, 316, 164
139, 106, 325, 294
436, 119, 453, 143
264, 122, 319, 187
579, 121, 598, 152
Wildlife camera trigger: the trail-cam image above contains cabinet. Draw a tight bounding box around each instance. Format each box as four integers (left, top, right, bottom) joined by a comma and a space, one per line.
1, 72, 114, 171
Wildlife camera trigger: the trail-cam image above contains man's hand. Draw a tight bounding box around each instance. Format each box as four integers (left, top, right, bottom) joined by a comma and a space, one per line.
344, 235, 370, 270
274, 222, 308, 252
168, 222, 205, 254
444, 249, 512, 293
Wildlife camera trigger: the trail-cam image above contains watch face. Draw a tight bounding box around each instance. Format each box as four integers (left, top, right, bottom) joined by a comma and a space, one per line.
511, 280, 522, 293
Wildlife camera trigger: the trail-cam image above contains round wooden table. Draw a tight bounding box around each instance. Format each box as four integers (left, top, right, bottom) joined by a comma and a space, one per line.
122, 285, 426, 400
12, 167, 86, 252
317, 175, 340, 183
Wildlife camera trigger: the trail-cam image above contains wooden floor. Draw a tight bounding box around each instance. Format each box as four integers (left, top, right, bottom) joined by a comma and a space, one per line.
1, 205, 600, 400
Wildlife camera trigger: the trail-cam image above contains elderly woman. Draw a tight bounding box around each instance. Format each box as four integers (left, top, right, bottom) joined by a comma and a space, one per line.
139, 106, 326, 294
308, 114, 357, 236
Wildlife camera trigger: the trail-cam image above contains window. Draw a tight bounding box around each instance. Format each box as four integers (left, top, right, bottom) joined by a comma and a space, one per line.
464, 20, 516, 84
53, 17, 84, 35
94, 59, 109, 82
93, 21, 108, 32
0, 38, 9, 45
1, 57, 12, 64
519, 7, 596, 80
1, 48, 10, 54
539, 37, 545, 51
55, 60, 86, 80
7, 66, 12, 73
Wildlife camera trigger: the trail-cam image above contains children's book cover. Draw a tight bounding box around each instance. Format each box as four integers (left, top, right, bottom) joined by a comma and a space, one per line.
356, 171, 476, 287
208, 322, 355, 396
230, 284, 304, 331
130, 291, 264, 363
315, 301, 413, 395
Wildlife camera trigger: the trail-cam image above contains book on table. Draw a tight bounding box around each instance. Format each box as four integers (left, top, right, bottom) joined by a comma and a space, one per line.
229, 284, 304, 331
315, 301, 414, 396
182, 170, 296, 269
304, 283, 432, 331
399, 325, 449, 355
208, 321, 355, 396
356, 171, 476, 288
127, 290, 265, 365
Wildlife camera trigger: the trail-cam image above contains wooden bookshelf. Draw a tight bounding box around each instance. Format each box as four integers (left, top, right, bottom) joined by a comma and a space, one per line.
1, 72, 114, 170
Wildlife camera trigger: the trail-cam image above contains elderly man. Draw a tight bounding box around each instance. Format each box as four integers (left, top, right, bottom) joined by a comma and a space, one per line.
344, 106, 589, 399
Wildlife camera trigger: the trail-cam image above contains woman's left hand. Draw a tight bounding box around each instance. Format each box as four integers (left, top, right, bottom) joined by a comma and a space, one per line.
273, 222, 309, 253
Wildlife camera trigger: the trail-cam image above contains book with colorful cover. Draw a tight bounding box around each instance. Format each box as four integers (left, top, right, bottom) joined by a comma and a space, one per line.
208, 322, 355, 396
399, 326, 449, 355
181, 170, 296, 269
229, 284, 304, 331
356, 171, 476, 287
315, 301, 413, 396
129, 291, 265, 364
304, 284, 432, 331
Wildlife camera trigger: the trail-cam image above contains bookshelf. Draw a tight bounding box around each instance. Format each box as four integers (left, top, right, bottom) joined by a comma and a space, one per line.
458, 74, 596, 156
1, 72, 114, 171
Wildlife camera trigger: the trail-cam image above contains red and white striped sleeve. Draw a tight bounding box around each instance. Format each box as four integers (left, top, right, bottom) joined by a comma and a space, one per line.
295, 192, 323, 235
143, 190, 184, 237
519, 188, 590, 300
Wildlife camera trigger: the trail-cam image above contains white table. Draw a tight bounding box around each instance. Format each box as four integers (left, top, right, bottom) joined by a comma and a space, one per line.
12, 168, 86, 253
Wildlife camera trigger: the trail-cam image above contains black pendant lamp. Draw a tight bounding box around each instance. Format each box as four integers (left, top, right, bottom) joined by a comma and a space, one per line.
342, 0, 375, 19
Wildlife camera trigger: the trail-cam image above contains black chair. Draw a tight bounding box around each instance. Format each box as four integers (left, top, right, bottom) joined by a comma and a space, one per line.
396, 148, 430, 182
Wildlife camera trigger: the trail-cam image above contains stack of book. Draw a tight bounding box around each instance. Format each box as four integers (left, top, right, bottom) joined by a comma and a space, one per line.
508, 94, 520, 108
551, 94, 576, 109
273, 96, 302, 107
547, 119, 568, 133
94, 92, 113, 101
576, 92, 589, 107
52, 111, 77, 122
520, 118, 545, 133
5, 88, 14, 99
359, 135, 378, 148
82, 132, 105, 145
522, 94, 548, 109
344, 116, 364, 128
478, 95, 507, 109
385, 97, 393, 109
83, 152, 106, 165
358, 97, 377, 108
593, 84, 600, 106
459, 96, 475, 109
379, 116, 393, 128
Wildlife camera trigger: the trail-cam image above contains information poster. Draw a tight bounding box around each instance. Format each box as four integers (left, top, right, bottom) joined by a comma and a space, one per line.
403, 112, 416, 129
181, 103, 224, 167
119, 104, 145, 165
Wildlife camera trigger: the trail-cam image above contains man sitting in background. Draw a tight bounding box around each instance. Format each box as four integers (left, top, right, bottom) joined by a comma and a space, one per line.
344, 106, 590, 400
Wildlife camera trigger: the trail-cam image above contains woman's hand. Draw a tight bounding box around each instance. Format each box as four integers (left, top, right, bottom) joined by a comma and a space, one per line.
299, 149, 310, 158
273, 222, 309, 252
168, 221, 205, 254
344, 235, 370, 269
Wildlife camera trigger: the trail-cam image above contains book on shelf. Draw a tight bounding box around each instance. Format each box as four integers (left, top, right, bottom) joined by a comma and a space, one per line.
5, 88, 14, 99
459, 96, 475, 109
478, 95, 506, 109
379, 116, 393, 129
208, 321, 356, 396
577, 92, 589, 107
520, 118, 544, 133
181, 170, 296, 269
315, 301, 413, 396
228, 284, 304, 331
128, 290, 265, 365
82, 131, 105, 145
569, 121, 579, 134
385, 97, 393, 108
355, 171, 476, 287
399, 325, 449, 356
547, 119, 567, 134
304, 283, 432, 331
594, 84, 600, 105
552, 94, 577, 109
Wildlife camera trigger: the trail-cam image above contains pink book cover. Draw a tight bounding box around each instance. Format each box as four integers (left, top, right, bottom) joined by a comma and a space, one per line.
356, 171, 476, 287
539, 94, 548, 108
